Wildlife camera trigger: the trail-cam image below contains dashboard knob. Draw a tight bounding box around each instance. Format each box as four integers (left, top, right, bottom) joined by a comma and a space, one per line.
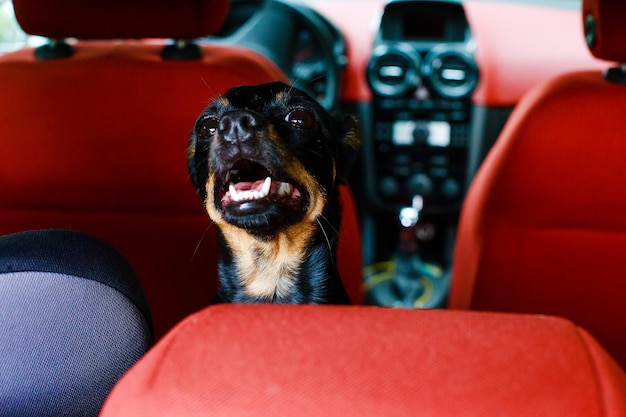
441, 178, 461, 199
412, 121, 429, 145
407, 173, 433, 196
380, 176, 400, 197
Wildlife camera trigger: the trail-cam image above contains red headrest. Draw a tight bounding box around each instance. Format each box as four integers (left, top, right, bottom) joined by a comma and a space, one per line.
12, 0, 230, 39
582, 0, 626, 62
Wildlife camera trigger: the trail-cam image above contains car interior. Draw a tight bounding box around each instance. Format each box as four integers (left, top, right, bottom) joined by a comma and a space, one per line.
1, 0, 626, 415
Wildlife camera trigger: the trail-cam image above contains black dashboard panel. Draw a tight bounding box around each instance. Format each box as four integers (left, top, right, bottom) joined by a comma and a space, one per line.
366, 0, 477, 212
380, 1, 468, 42
359, 0, 479, 281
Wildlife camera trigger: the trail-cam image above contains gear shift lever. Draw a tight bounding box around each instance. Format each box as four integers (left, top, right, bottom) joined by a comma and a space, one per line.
364, 195, 450, 308
392, 196, 427, 305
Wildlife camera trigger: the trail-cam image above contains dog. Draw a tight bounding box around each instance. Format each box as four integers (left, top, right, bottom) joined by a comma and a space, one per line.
187, 82, 360, 304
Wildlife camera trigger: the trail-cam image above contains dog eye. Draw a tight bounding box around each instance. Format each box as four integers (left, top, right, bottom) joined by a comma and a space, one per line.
198, 117, 219, 139
285, 109, 315, 129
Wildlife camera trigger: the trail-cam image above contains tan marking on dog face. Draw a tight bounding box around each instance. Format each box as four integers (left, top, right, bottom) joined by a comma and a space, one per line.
274, 90, 287, 103
204, 175, 221, 225
201, 109, 330, 300
237, 162, 326, 299
208, 219, 320, 300
187, 142, 195, 160
233, 227, 313, 299
282, 159, 326, 223
204, 158, 328, 300
215, 96, 230, 108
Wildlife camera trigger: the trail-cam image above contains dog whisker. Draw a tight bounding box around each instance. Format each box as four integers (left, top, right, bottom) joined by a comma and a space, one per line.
317, 214, 339, 237
191, 222, 214, 260
191, 222, 215, 261
316, 217, 335, 269
303, 147, 325, 159
185, 156, 208, 185
287, 80, 298, 95
200, 77, 216, 96
309, 74, 327, 85
191, 222, 213, 260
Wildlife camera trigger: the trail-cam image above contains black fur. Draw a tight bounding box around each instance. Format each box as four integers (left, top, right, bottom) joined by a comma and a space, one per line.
188, 82, 360, 304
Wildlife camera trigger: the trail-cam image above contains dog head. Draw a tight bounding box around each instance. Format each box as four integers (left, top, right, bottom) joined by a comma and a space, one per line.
188, 82, 360, 237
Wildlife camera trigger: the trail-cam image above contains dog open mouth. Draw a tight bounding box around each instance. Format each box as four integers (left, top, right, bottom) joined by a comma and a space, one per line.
217, 159, 308, 219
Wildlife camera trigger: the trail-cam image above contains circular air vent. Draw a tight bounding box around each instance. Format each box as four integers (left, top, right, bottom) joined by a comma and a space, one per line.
367, 44, 421, 97
424, 46, 479, 100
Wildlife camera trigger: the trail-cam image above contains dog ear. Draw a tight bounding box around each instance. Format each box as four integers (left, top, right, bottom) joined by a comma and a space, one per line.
187, 134, 200, 190
187, 133, 208, 199
335, 115, 361, 184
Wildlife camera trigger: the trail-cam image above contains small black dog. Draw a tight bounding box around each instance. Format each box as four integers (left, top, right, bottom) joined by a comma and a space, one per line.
188, 82, 360, 304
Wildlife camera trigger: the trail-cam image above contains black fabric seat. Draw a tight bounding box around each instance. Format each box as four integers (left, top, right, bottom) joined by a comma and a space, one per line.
0, 229, 152, 417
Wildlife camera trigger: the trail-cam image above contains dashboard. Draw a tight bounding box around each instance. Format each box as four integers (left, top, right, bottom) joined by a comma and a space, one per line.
366, 0, 477, 212
217, 0, 606, 305
361, 0, 478, 306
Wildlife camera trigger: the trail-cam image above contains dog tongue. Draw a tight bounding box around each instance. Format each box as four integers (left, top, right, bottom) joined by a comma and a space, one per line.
232, 178, 267, 192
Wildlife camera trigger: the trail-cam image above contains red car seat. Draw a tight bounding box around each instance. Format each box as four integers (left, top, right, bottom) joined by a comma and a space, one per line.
0, 0, 363, 339
101, 304, 626, 416
449, 0, 626, 368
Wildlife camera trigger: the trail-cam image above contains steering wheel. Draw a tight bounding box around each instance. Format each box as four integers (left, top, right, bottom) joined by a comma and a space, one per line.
224, 0, 344, 111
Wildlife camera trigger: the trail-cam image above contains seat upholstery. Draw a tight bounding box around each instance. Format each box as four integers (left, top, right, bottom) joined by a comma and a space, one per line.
12, 0, 229, 40
100, 304, 626, 416
0, 229, 152, 417
0, 0, 363, 338
450, 0, 626, 367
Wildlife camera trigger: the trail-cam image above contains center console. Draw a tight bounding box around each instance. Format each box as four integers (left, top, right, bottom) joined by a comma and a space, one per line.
366, 0, 477, 210
362, 0, 477, 307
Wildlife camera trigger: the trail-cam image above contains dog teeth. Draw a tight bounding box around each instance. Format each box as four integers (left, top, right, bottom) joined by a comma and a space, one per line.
229, 183, 240, 202
228, 177, 273, 203
278, 182, 292, 196
261, 176, 271, 196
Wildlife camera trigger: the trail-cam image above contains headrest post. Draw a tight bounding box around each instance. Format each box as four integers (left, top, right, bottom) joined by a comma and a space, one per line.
34, 38, 74, 60
604, 63, 626, 84
161, 40, 203, 61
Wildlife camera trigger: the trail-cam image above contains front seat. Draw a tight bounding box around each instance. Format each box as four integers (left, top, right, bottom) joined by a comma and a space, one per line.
0, 1, 364, 338
0, 229, 152, 417
449, 0, 626, 368
100, 304, 626, 416
0, 0, 291, 339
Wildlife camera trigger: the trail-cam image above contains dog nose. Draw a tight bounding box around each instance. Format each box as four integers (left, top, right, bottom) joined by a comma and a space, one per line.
220, 110, 264, 143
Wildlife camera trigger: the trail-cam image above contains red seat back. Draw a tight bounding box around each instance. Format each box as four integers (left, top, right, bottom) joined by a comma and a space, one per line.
101, 305, 626, 416
450, 0, 626, 367
0, 0, 363, 339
